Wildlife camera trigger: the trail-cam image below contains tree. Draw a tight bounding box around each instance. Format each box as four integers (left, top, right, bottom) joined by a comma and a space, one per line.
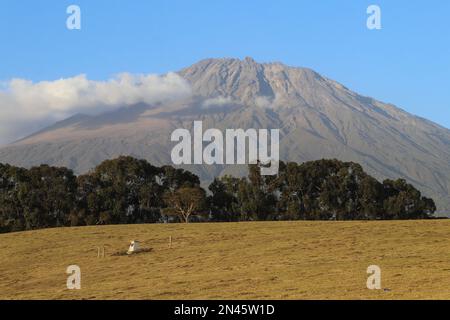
76, 156, 163, 224
382, 179, 436, 219
208, 177, 236, 221
208, 175, 252, 221
20, 165, 77, 229
0, 164, 28, 232
75, 158, 205, 225
0, 156, 438, 234
163, 187, 206, 223
274, 159, 435, 221
160, 165, 200, 191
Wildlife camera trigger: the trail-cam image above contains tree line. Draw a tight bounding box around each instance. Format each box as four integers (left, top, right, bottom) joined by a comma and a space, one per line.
0, 156, 436, 233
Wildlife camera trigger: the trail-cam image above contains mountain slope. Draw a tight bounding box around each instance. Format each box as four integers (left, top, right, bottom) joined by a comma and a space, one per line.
1, 57, 449, 214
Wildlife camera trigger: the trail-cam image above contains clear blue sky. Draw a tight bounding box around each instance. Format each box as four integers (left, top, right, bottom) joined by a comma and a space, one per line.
1, 0, 449, 128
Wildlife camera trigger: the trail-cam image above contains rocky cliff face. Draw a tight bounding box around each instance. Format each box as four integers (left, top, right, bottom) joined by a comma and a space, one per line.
1, 57, 449, 214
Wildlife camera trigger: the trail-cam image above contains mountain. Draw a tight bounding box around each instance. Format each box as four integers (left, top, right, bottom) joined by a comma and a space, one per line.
1, 57, 449, 215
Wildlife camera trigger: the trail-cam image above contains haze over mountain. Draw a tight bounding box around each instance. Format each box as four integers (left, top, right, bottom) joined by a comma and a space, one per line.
1, 57, 449, 215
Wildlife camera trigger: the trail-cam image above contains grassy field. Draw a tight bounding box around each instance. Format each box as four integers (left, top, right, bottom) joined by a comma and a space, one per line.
0, 220, 449, 300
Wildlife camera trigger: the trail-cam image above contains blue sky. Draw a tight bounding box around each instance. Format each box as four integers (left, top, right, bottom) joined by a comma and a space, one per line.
1, 0, 449, 128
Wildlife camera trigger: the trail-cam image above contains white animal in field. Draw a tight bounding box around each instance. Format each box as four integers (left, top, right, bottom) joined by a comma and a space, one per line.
127, 240, 141, 254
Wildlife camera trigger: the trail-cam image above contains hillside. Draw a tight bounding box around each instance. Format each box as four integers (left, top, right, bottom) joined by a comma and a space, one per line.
1, 58, 450, 214
1, 220, 449, 299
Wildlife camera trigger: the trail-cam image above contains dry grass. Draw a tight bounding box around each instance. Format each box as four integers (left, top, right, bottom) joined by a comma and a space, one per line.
0, 220, 449, 300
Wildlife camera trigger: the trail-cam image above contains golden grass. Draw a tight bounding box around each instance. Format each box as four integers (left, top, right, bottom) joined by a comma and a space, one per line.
0, 220, 449, 300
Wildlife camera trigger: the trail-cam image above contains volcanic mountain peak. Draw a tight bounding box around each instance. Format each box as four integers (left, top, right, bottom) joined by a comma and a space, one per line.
178, 57, 407, 123
1, 57, 450, 215
179, 57, 330, 106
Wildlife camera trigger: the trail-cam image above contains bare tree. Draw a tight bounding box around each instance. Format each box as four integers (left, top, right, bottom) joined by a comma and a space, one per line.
163, 187, 206, 223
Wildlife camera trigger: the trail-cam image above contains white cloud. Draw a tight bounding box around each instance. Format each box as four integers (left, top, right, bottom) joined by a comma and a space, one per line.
201, 96, 234, 109
254, 96, 273, 108
254, 94, 288, 109
0, 73, 192, 145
